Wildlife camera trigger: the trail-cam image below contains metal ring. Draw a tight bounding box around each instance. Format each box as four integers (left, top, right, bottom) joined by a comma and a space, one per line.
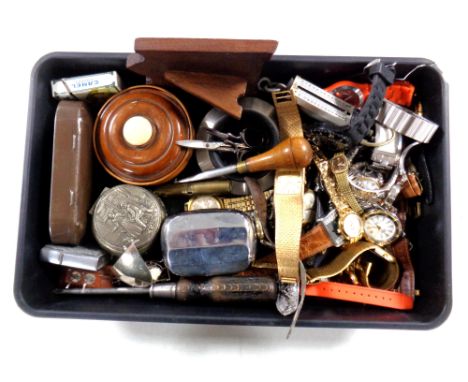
257, 77, 287, 93
361, 129, 395, 147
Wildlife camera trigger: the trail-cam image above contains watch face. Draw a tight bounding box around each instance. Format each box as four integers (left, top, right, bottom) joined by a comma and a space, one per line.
331, 86, 364, 108
348, 163, 386, 203
341, 213, 363, 240
188, 195, 222, 211
351, 175, 382, 191
363, 210, 402, 245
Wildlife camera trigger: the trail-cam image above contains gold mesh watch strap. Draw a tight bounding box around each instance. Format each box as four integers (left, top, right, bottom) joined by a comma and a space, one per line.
330, 153, 363, 215
272, 90, 304, 284
307, 241, 399, 290
272, 91, 304, 139
222, 190, 273, 212
313, 154, 352, 216
222, 195, 257, 211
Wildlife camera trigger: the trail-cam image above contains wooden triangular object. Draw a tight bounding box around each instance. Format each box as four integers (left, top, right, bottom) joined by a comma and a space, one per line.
165, 71, 247, 119
127, 38, 278, 89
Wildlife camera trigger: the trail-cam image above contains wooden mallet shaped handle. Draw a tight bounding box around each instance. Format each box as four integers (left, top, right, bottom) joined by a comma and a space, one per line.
238, 137, 313, 173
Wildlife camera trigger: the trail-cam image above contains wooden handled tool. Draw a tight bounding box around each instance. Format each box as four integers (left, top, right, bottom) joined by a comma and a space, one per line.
177, 137, 313, 183
55, 276, 278, 303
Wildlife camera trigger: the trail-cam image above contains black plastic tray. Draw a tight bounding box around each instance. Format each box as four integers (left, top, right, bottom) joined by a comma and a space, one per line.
14, 52, 452, 329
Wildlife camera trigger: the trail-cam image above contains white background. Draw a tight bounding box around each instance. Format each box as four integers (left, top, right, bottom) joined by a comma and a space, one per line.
1, 1, 466, 380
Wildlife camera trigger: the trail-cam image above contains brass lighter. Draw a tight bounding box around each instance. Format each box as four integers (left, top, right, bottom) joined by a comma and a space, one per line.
153, 180, 234, 197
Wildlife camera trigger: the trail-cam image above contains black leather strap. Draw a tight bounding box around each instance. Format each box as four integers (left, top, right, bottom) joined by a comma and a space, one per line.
244, 176, 274, 245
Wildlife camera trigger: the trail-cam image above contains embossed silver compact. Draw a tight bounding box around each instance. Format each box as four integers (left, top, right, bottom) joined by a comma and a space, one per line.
161, 210, 256, 277
91, 185, 166, 256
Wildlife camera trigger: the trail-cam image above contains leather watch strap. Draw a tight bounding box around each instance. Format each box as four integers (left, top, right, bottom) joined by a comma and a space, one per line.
305, 281, 414, 310
300, 223, 333, 261
244, 176, 274, 245
401, 172, 424, 199
392, 237, 416, 298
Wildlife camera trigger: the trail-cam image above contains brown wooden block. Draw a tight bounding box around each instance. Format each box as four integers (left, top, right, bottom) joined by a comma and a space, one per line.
164, 71, 246, 119
126, 38, 278, 90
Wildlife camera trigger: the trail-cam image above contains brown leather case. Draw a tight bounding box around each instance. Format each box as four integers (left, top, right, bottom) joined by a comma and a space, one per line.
49, 101, 93, 244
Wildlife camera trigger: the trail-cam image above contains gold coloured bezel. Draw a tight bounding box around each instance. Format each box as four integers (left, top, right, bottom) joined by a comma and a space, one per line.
185, 195, 223, 211
338, 212, 364, 243
362, 209, 402, 246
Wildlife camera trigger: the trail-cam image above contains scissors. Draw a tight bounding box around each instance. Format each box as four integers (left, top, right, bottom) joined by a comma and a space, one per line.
177, 128, 253, 159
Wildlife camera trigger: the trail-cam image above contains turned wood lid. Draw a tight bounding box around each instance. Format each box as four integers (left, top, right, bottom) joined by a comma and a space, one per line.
94, 85, 193, 185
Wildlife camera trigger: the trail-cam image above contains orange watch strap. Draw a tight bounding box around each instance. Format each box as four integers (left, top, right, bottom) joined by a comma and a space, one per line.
325, 80, 415, 107
384, 81, 415, 107
305, 281, 414, 310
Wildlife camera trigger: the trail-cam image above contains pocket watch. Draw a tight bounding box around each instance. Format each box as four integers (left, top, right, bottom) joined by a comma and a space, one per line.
362, 209, 402, 246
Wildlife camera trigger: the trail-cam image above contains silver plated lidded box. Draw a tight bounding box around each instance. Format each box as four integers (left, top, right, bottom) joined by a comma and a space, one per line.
161, 210, 256, 277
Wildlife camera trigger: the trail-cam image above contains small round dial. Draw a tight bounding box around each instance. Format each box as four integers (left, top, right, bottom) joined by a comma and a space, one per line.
351, 175, 382, 191
331, 86, 365, 108
341, 213, 363, 241
186, 195, 223, 211
363, 210, 402, 246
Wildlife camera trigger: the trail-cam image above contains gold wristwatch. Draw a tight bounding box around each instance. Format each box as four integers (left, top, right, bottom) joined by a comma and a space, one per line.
313, 150, 363, 243
184, 190, 274, 212
330, 152, 363, 215
362, 208, 402, 246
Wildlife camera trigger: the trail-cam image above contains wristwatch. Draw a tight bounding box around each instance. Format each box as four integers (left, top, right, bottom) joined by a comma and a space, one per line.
184, 195, 224, 210
362, 208, 402, 246
185, 190, 274, 212
291, 60, 396, 146
330, 152, 363, 214
184, 193, 272, 245
348, 162, 386, 203
328, 84, 365, 108
313, 150, 364, 243
324, 79, 415, 108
